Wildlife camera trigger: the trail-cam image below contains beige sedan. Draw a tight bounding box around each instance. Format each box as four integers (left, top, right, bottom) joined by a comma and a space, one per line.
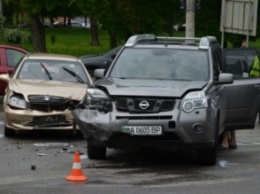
0, 53, 92, 137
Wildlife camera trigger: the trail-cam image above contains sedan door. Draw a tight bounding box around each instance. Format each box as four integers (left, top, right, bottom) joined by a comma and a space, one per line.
220, 48, 260, 130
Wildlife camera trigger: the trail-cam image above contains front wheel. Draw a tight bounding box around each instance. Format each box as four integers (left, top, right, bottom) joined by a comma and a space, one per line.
198, 146, 217, 166
87, 142, 107, 159
4, 126, 16, 137
198, 118, 219, 166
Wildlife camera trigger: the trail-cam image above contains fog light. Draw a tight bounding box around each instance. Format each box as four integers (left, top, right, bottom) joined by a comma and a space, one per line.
11, 120, 24, 124
193, 124, 203, 133
87, 124, 98, 132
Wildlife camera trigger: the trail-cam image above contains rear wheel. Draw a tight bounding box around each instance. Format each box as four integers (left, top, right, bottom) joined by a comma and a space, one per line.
87, 142, 106, 159
4, 126, 16, 137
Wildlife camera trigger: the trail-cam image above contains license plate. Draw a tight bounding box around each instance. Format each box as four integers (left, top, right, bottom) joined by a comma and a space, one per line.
33, 115, 66, 126
121, 126, 162, 136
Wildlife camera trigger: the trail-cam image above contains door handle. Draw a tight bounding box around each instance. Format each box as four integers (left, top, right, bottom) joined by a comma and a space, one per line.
254, 85, 260, 89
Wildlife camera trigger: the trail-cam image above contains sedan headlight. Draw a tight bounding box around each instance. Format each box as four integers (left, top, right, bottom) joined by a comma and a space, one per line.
81, 88, 112, 111
8, 95, 26, 109
181, 91, 207, 113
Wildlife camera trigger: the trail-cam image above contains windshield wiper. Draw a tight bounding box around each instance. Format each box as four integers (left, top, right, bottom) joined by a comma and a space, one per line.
62, 67, 84, 83
40, 63, 53, 80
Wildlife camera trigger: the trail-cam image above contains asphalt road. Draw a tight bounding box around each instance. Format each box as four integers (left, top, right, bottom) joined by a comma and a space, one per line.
1, 109, 260, 194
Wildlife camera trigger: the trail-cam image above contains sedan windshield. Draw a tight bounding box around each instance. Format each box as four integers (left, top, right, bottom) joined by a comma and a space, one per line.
17, 59, 90, 84
110, 48, 209, 81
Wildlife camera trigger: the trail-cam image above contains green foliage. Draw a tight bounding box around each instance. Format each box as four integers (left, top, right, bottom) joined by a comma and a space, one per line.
50, 34, 56, 45
3, 28, 31, 44
2, 0, 260, 52
38, 28, 110, 56
15, 27, 185, 57
195, 0, 222, 40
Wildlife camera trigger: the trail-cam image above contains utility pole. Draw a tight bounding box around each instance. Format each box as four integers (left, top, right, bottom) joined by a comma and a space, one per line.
185, 0, 195, 38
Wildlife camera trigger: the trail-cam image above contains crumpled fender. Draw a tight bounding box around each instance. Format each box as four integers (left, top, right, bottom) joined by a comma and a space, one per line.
72, 109, 126, 142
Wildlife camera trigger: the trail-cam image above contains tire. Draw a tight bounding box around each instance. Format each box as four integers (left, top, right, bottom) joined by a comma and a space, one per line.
87, 142, 106, 159
198, 146, 217, 166
4, 126, 16, 137
198, 118, 219, 166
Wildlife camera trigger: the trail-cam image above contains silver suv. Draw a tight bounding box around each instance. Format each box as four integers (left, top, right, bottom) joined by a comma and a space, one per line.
72, 34, 260, 165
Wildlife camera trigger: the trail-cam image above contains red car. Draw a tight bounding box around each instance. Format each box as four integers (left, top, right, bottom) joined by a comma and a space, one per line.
0, 45, 29, 95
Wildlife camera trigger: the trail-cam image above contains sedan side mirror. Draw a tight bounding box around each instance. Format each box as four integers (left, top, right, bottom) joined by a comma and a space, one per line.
0, 74, 10, 82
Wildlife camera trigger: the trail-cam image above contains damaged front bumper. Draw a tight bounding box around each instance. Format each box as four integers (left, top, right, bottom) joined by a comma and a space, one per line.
72, 106, 215, 150
72, 109, 126, 142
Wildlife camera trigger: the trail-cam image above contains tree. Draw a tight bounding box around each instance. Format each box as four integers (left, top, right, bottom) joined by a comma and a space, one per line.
2, 0, 53, 52
195, 0, 222, 40
79, 0, 100, 46
96, 0, 181, 47
3, 0, 84, 52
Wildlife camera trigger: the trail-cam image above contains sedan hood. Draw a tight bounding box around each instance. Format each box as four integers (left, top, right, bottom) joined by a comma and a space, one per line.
96, 78, 208, 97
8, 79, 88, 101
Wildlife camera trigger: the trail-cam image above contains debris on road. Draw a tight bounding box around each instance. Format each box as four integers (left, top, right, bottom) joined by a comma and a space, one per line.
33, 142, 69, 148
37, 153, 47, 156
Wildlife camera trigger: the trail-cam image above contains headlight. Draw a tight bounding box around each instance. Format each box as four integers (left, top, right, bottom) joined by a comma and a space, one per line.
8, 96, 26, 109
81, 88, 112, 111
181, 91, 207, 113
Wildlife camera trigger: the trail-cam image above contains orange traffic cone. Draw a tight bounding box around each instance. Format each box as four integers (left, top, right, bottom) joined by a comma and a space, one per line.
66, 151, 88, 182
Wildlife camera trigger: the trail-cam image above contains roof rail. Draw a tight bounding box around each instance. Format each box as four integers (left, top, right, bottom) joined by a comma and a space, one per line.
125, 34, 218, 49
125, 34, 155, 46
199, 36, 218, 49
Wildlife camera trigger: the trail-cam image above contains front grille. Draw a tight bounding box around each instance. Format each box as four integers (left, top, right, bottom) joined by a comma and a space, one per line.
134, 99, 158, 112
115, 97, 175, 113
28, 95, 70, 112
116, 116, 172, 120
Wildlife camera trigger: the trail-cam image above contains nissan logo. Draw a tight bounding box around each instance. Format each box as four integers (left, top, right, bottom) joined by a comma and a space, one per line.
44, 95, 50, 101
139, 100, 149, 109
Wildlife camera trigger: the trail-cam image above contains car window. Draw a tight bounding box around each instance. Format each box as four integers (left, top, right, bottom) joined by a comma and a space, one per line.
17, 59, 90, 84
6, 49, 26, 67
110, 48, 209, 81
100, 46, 122, 57
223, 49, 258, 79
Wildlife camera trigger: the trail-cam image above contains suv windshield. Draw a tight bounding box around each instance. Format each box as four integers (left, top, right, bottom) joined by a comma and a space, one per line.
110, 48, 209, 81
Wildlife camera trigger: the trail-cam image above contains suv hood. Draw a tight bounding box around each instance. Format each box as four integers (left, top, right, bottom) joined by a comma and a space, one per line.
96, 78, 208, 97
8, 79, 88, 101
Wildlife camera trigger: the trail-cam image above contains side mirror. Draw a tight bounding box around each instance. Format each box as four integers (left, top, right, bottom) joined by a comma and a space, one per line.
94, 69, 106, 79
218, 73, 233, 84
0, 74, 10, 82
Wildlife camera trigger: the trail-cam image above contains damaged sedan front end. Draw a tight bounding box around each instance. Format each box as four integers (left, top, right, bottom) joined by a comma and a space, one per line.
1, 53, 92, 137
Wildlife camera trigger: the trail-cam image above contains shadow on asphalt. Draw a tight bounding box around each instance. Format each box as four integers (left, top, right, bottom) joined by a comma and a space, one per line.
6, 130, 84, 141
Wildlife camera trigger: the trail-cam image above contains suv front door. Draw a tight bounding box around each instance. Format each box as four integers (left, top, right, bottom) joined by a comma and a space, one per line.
220, 48, 260, 130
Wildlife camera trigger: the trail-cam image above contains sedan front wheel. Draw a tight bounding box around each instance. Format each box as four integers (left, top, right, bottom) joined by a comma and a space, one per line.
4, 125, 16, 137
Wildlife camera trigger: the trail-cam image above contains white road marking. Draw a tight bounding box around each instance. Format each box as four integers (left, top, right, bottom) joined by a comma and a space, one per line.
219, 160, 239, 168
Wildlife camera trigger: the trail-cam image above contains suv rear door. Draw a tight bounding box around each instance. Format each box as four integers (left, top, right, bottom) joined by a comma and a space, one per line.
220, 48, 260, 130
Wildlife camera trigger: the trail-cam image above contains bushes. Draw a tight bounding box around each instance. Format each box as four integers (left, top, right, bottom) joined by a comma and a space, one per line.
3, 28, 31, 44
